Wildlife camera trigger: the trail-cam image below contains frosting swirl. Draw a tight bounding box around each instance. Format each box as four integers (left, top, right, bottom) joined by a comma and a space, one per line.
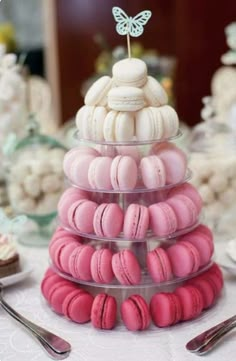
0, 234, 17, 260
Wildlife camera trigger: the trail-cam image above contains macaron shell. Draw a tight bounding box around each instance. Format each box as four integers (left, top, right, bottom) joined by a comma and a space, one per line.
50, 284, 76, 314
91, 293, 117, 329
175, 285, 204, 321
121, 294, 150, 331
41, 274, 63, 301
69, 245, 95, 280
93, 203, 124, 238
63, 289, 94, 323
147, 247, 173, 283
167, 195, 198, 229
149, 202, 177, 236
108, 86, 145, 112
88, 156, 113, 190
140, 155, 166, 189
91, 249, 114, 283
167, 241, 201, 277
59, 241, 82, 274
123, 204, 149, 239
142, 76, 168, 106
69, 154, 96, 187
111, 155, 138, 190
167, 183, 203, 214
179, 232, 214, 266
160, 105, 179, 138
189, 278, 215, 309
150, 292, 182, 327
112, 58, 147, 88
112, 250, 141, 285
81, 106, 107, 141
85, 75, 113, 106
136, 107, 164, 141
68, 199, 98, 234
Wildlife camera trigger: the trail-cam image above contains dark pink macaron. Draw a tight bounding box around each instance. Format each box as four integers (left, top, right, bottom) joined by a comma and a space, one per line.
149, 202, 177, 237
121, 294, 150, 331
91, 293, 117, 329
50, 284, 77, 314
147, 247, 172, 283
175, 285, 204, 321
123, 204, 149, 239
62, 289, 94, 323
189, 278, 215, 309
150, 292, 182, 327
93, 203, 124, 238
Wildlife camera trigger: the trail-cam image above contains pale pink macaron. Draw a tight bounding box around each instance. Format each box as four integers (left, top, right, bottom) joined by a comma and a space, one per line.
116, 146, 141, 164
123, 204, 149, 239
69, 244, 95, 281
93, 203, 124, 238
167, 182, 203, 214
147, 247, 173, 283
121, 294, 150, 331
62, 289, 94, 323
88, 156, 113, 190
167, 240, 201, 277
90, 248, 114, 283
69, 154, 96, 187
112, 249, 141, 285
63, 146, 100, 176
140, 155, 166, 189
68, 199, 98, 234
150, 142, 187, 185
149, 202, 177, 236
167, 194, 198, 229
110, 155, 138, 190
179, 231, 214, 266
57, 187, 89, 226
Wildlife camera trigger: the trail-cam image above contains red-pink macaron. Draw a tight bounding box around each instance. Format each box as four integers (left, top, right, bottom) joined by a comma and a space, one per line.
62, 289, 94, 323
123, 204, 149, 239
167, 194, 198, 229
93, 203, 124, 238
150, 292, 182, 327
175, 285, 204, 321
149, 202, 177, 237
188, 278, 215, 309
167, 240, 201, 277
90, 248, 114, 283
112, 249, 141, 285
91, 293, 117, 329
121, 294, 150, 331
68, 199, 98, 234
69, 244, 95, 281
147, 247, 173, 283
110, 155, 138, 190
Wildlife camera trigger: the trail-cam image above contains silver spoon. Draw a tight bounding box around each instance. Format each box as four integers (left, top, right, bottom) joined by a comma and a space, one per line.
186, 314, 236, 354
0, 283, 71, 359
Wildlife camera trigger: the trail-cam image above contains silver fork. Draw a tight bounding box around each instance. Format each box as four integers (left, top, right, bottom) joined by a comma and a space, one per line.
186, 314, 236, 355
0, 283, 71, 359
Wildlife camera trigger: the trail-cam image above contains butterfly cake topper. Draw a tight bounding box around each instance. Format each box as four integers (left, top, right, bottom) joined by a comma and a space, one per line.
112, 7, 152, 58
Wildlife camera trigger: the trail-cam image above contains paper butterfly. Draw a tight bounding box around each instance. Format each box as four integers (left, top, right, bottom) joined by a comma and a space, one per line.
112, 7, 152, 37
0, 208, 27, 235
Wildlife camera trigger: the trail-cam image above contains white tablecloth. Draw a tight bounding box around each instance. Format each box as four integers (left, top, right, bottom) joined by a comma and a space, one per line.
0, 244, 236, 361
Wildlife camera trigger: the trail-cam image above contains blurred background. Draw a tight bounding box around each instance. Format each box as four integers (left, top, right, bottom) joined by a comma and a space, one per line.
1, 0, 236, 126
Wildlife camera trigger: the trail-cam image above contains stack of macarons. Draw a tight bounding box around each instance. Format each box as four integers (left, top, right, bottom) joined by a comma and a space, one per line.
76, 58, 179, 142
63, 142, 188, 191
41, 263, 223, 331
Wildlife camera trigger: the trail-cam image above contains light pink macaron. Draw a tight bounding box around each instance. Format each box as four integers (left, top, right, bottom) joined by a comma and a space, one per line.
63, 147, 99, 178
88, 156, 113, 190
149, 202, 177, 237
167, 194, 198, 229
147, 247, 173, 283
123, 204, 149, 239
110, 155, 138, 190
68, 199, 98, 234
90, 248, 114, 283
93, 203, 124, 238
150, 142, 187, 185
140, 155, 166, 189
69, 154, 96, 188
69, 244, 95, 281
168, 182, 203, 214
167, 240, 201, 277
112, 249, 141, 285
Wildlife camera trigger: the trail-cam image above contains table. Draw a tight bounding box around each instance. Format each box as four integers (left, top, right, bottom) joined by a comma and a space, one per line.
0, 243, 235, 361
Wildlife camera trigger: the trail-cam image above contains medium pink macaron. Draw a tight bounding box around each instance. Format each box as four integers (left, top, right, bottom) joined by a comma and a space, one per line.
149, 202, 177, 237
121, 294, 150, 331
93, 203, 124, 238
62, 289, 94, 323
140, 155, 166, 189
168, 182, 203, 214
123, 204, 149, 239
91, 293, 117, 329
150, 142, 187, 185
110, 155, 138, 190
112, 249, 141, 285
68, 199, 98, 234
90, 248, 114, 283
167, 240, 201, 277
50, 238, 80, 271
150, 292, 182, 327
69, 244, 95, 281
147, 247, 173, 283
167, 194, 198, 229
175, 285, 204, 321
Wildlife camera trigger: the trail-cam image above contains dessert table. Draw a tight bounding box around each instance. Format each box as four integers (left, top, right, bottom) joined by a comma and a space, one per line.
0, 243, 235, 361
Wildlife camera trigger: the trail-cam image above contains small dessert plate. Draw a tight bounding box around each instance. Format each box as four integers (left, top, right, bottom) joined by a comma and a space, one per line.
0, 257, 33, 287
215, 241, 236, 275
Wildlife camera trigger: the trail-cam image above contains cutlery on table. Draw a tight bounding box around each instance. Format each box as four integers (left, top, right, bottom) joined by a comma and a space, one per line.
0, 283, 71, 359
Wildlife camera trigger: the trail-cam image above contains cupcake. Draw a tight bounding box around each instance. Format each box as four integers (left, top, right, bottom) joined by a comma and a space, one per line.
0, 234, 20, 278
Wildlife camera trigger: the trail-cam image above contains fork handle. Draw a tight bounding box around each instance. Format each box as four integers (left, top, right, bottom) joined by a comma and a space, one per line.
0, 297, 71, 355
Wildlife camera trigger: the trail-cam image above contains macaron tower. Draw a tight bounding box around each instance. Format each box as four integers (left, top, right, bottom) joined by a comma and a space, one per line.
41, 8, 224, 331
